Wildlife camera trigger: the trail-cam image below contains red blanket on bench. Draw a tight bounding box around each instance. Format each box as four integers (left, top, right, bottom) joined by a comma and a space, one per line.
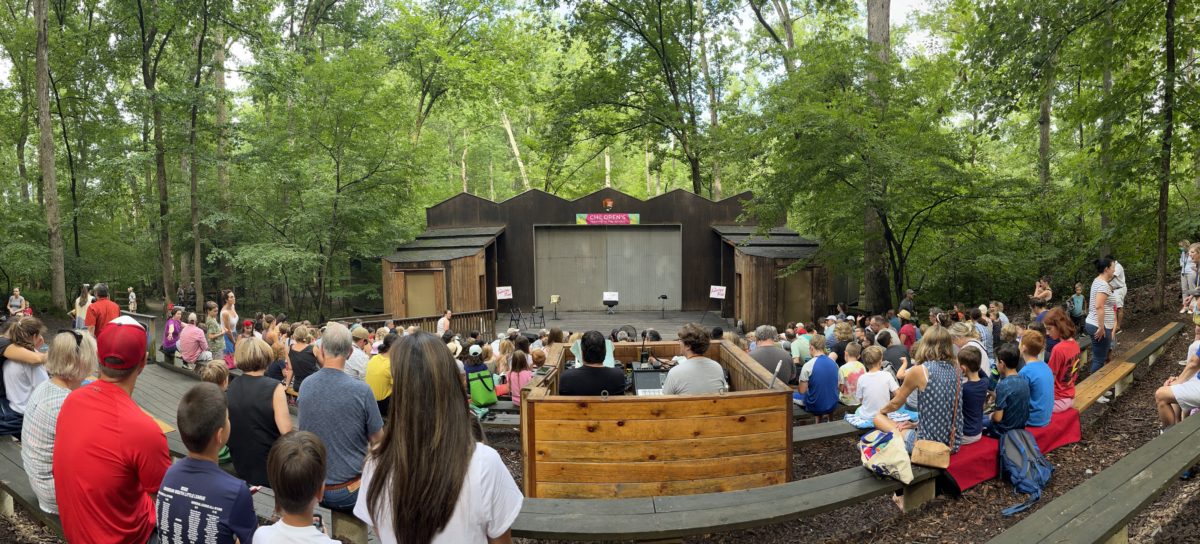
944, 408, 1081, 493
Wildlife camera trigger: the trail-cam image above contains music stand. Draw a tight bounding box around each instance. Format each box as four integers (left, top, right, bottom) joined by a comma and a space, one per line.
603, 292, 619, 315
550, 295, 561, 320
603, 300, 618, 314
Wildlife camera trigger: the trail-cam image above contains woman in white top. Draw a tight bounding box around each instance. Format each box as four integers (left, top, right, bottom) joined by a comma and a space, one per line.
71, 285, 91, 330
0, 316, 47, 436
220, 289, 239, 363
355, 332, 523, 543
1085, 257, 1117, 373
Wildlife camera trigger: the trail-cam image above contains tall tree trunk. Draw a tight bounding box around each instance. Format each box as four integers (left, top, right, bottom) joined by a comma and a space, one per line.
488, 158, 495, 201
1157, 0, 1176, 311
34, 0, 65, 309
698, 6, 722, 200
15, 71, 30, 203
48, 71, 80, 258
604, 147, 612, 188
138, 0, 175, 305
644, 140, 652, 196
189, 0, 209, 312
214, 27, 228, 204
460, 130, 469, 193
1037, 59, 1055, 192
1099, 11, 1113, 255
863, 0, 891, 313
500, 111, 530, 190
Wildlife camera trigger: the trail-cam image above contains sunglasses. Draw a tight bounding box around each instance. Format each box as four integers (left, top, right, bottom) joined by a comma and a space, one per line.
57, 329, 83, 347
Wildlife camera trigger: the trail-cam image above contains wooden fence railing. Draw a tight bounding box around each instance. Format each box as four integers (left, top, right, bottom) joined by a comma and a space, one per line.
330, 309, 497, 337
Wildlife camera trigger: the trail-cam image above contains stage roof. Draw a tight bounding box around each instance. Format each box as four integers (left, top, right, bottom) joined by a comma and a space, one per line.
383, 226, 504, 264
713, 225, 820, 260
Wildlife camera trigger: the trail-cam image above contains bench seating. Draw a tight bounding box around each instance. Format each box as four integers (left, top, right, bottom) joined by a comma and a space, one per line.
988, 407, 1200, 544
792, 420, 861, 443
0, 440, 64, 539
512, 466, 938, 541
1073, 322, 1183, 412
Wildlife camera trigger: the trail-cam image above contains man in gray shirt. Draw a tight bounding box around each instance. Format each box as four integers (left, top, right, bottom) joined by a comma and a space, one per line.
297, 322, 383, 511
750, 325, 796, 384
663, 323, 728, 395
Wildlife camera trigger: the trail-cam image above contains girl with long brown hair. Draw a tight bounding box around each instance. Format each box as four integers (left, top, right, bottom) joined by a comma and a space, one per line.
354, 332, 522, 543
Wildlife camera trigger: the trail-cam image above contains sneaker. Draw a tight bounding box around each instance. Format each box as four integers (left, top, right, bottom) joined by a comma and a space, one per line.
1097, 396, 1111, 404
1103, 390, 1113, 397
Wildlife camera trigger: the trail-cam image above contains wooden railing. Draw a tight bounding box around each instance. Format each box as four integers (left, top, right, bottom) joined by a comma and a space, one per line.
329, 309, 497, 337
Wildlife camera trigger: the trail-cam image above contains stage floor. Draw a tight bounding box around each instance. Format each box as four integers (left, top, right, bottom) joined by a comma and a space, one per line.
493, 310, 732, 340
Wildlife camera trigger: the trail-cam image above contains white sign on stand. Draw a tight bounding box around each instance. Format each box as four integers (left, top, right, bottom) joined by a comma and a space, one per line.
496, 286, 513, 300
602, 292, 619, 302
709, 285, 727, 299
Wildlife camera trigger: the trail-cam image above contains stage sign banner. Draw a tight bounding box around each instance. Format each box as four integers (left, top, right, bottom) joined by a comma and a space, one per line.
709, 285, 727, 299
496, 286, 513, 300
603, 291, 619, 302
576, 213, 640, 225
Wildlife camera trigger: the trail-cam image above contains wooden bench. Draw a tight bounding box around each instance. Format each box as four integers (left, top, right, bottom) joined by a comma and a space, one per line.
512, 466, 938, 541
0, 440, 64, 539
1073, 322, 1184, 412
793, 420, 861, 443
988, 404, 1200, 544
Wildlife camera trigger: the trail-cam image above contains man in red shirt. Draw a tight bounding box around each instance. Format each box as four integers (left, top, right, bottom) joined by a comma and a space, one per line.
85, 283, 122, 337
54, 316, 171, 544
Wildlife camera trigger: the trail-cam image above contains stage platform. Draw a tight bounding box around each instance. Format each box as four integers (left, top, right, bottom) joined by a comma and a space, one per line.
493, 310, 733, 340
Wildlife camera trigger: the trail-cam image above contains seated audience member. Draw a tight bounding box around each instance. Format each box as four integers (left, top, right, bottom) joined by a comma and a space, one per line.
897, 310, 918, 350
790, 327, 811, 367
255, 431, 341, 543
1043, 307, 1081, 412
366, 333, 400, 416
287, 325, 320, 392
162, 307, 184, 362
999, 323, 1020, 345
838, 342, 866, 406
1018, 330, 1053, 427
177, 312, 212, 369
198, 361, 233, 463
346, 326, 371, 380
663, 324, 728, 395
508, 351, 534, 408
558, 331, 627, 396
798, 335, 840, 418
750, 325, 795, 384
156, 383, 256, 544
1, 316, 47, 435
830, 322, 854, 364
55, 316, 171, 543
298, 322, 384, 511
355, 333, 524, 543
227, 337, 292, 488
854, 345, 898, 419
957, 346, 987, 445
22, 330, 97, 514
987, 343, 1031, 437
875, 325, 963, 454
877, 330, 909, 376
1155, 333, 1200, 429
949, 321, 992, 378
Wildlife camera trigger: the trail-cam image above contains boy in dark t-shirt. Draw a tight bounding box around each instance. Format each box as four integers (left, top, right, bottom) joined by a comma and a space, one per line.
155, 383, 256, 544
958, 346, 989, 445
987, 343, 1031, 437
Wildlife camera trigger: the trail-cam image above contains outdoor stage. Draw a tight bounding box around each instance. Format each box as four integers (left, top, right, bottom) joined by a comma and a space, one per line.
493, 310, 734, 340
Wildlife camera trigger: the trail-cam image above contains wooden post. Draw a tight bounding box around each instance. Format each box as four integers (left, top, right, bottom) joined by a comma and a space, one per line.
902, 478, 936, 513
1115, 374, 1134, 397
0, 489, 11, 516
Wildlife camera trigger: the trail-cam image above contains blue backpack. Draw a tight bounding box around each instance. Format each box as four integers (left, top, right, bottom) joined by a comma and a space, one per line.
997, 429, 1054, 516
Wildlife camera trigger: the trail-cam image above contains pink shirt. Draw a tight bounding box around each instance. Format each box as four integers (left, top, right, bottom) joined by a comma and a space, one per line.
507, 370, 533, 407
177, 323, 209, 363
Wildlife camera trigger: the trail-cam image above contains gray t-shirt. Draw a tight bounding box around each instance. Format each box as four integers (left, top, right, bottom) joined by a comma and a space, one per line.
750, 345, 795, 384
297, 368, 383, 485
662, 356, 727, 395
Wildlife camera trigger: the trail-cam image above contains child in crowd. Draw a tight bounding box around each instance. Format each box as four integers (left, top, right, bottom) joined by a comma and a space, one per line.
155, 383, 256, 544
1183, 325, 1200, 366
854, 346, 897, 420
957, 346, 988, 445
254, 431, 340, 543
199, 362, 233, 463
1018, 330, 1053, 427
508, 351, 533, 408
797, 335, 840, 421
987, 343, 1031, 437
838, 343, 866, 406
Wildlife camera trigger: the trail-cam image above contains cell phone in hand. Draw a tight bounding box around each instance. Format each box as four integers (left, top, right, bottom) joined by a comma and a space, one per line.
312, 514, 324, 532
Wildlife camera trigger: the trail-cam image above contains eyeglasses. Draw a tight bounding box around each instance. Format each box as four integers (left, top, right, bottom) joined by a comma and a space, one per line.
57, 329, 83, 347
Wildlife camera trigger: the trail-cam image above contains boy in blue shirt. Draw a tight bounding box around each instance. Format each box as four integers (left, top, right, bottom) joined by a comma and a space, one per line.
1018, 330, 1054, 427
155, 383, 257, 544
987, 343, 1031, 437
798, 334, 841, 421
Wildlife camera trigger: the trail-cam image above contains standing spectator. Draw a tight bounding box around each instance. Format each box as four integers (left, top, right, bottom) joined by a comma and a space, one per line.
366, 333, 400, 416
7, 287, 28, 317
897, 310, 918, 350
436, 309, 452, 335
750, 325, 795, 384
1085, 257, 1118, 373
899, 289, 916, 315
220, 289, 239, 367
354, 332, 523, 543
176, 285, 185, 307
85, 283, 121, 337
177, 312, 212, 369
949, 322, 992, 378
990, 301, 1010, 326
559, 331, 626, 396
155, 383, 257, 544
876, 329, 909, 376
297, 323, 383, 511
1107, 255, 1127, 335
254, 432, 340, 543
1030, 277, 1053, 306
126, 287, 137, 313
1181, 240, 1197, 313
346, 327, 371, 381
288, 325, 321, 392
54, 317, 171, 544
227, 338, 292, 488
1, 317, 48, 435
70, 284, 91, 329
662, 324, 728, 396
797, 334, 840, 419
22, 330, 96, 514
162, 307, 184, 363
1069, 283, 1087, 330
204, 301, 226, 363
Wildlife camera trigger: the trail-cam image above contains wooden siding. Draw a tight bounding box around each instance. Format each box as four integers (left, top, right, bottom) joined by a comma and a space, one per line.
381, 249, 487, 318
728, 244, 828, 330
520, 340, 792, 499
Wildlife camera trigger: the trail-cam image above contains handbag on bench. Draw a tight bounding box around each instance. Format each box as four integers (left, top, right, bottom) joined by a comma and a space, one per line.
911, 364, 960, 469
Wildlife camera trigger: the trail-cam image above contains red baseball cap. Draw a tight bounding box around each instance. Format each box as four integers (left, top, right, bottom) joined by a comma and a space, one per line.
97, 316, 148, 370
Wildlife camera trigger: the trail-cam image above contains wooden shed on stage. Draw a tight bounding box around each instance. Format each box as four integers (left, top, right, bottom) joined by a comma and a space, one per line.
381, 188, 839, 329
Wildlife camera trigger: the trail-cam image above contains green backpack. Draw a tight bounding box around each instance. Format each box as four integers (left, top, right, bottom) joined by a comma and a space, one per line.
465, 363, 497, 407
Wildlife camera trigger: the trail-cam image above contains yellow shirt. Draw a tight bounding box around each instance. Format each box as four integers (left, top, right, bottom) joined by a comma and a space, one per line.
365, 354, 392, 401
